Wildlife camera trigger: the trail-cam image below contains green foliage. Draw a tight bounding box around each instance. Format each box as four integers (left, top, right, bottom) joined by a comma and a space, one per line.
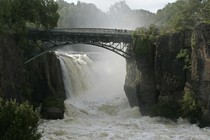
132, 25, 158, 56
0, 0, 59, 59
191, 32, 196, 48
179, 90, 202, 123
0, 98, 41, 140
155, 0, 210, 32
133, 24, 159, 40
176, 49, 191, 70
0, 0, 59, 33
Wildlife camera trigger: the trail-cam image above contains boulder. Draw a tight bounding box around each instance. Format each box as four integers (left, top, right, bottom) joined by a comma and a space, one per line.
41, 97, 65, 119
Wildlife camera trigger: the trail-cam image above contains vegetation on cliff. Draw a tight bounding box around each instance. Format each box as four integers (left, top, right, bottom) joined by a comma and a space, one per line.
179, 89, 202, 123
132, 24, 159, 57
0, 98, 41, 140
176, 49, 191, 70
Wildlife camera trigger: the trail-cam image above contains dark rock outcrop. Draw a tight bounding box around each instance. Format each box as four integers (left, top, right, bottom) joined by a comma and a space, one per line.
190, 23, 210, 127
125, 32, 190, 114
124, 59, 140, 107
0, 34, 25, 101
0, 33, 66, 119
125, 23, 210, 126
41, 97, 65, 119
26, 52, 66, 104
26, 52, 66, 119
135, 46, 157, 115
155, 32, 187, 109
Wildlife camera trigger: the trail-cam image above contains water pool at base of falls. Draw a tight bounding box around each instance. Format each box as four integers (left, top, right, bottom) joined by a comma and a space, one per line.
39, 94, 210, 140
39, 49, 210, 140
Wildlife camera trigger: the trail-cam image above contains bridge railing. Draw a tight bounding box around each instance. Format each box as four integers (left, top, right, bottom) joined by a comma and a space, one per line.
53, 28, 132, 35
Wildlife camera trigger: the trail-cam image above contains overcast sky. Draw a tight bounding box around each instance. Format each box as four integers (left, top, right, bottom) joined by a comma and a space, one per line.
65, 0, 177, 13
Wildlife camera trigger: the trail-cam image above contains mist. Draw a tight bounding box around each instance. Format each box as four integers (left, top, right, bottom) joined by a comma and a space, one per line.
56, 44, 126, 98
56, 0, 144, 97
57, 0, 155, 30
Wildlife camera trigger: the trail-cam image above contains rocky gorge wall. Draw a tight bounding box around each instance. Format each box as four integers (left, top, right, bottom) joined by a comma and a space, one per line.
124, 23, 210, 126
25, 52, 66, 103
25, 52, 66, 119
0, 34, 25, 101
0, 33, 66, 119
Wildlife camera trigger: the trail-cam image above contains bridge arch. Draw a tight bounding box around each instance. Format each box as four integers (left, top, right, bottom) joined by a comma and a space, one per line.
25, 28, 133, 63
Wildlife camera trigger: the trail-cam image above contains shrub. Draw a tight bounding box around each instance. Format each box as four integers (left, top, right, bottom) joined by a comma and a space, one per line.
176, 49, 191, 70
179, 90, 202, 123
0, 98, 41, 140
132, 24, 158, 57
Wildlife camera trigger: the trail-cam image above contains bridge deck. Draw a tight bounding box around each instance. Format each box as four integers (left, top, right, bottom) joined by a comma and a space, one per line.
26, 28, 133, 62
28, 28, 133, 43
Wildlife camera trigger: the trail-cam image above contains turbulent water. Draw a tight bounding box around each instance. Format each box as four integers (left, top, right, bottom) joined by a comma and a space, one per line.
39, 49, 210, 140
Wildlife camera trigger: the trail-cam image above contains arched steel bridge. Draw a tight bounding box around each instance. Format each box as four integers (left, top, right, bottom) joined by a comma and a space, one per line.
26, 28, 133, 63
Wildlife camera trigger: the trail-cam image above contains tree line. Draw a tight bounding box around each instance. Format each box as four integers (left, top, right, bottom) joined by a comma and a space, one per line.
155, 0, 210, 32
56, 0, 155, 29
0, 0, 59, 33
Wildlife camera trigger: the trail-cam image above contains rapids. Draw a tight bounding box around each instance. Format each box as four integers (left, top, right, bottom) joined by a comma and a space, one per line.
39, 48, 210, 140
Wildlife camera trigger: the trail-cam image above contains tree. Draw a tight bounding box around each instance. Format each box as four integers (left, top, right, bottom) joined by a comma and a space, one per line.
0, 0, 59, 33
108, 0, 131, 16
200, 0, 210, 23
155, 0, 204, 32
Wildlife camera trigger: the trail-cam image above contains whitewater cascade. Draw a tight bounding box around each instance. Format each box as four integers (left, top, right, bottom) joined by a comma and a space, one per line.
57, 52, 94, 98
39, 51, 210, 140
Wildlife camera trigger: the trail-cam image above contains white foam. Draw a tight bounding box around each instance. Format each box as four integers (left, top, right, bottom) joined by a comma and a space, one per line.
39, 51, 210, 140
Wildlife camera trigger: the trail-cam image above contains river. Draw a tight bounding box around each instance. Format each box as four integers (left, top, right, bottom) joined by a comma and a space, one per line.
39, 46, 210, 140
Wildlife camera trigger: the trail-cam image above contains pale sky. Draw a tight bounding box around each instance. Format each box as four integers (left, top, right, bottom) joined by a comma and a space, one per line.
65, 0, 177, 13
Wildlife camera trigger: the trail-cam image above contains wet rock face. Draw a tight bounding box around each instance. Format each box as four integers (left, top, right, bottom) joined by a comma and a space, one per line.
190, 23, 210, 127
155, 32, 186, 104
124, 44, 157, 115
124, 23, 210, 125
0, 34, 25, 100
125, 32, 191, 115
135, 51, 157, 115
26, 52, 66, 104
124, 59, 140, 107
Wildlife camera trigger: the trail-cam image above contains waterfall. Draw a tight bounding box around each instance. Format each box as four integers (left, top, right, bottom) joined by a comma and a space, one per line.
56, 51, 94, 98
39, 50, 210, 140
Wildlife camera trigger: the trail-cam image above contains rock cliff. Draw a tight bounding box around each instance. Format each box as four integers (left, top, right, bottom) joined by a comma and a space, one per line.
124, 23, 210, 126
190, 23, 210, 126
25, 52, 66, 119
0, 32, 66, 119
26, 52, 66, 103
0, 34, 25, 101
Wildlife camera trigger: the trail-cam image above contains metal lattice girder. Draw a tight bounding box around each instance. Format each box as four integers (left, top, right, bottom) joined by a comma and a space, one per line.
26, 28, 134, 62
